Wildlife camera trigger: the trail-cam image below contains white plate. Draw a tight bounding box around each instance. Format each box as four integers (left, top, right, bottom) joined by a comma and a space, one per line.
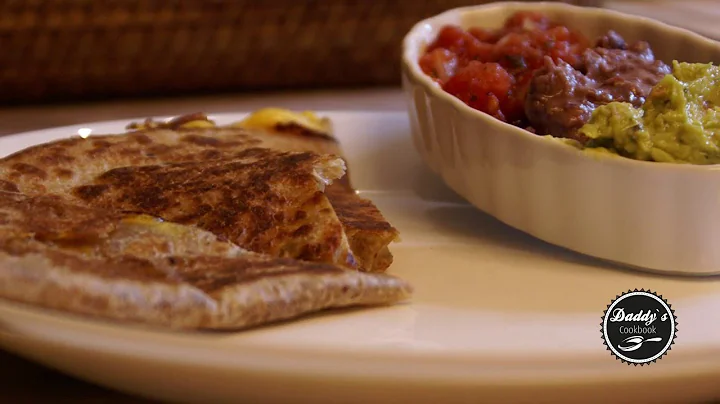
1, 112, 719, 404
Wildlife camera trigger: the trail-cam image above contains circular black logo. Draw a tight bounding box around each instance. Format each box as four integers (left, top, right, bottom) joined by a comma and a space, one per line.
601, 290, 677, 365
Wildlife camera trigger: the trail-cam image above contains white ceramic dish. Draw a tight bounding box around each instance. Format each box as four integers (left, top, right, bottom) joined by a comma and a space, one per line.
401, 2, 720, 275
1, 112, 720, 404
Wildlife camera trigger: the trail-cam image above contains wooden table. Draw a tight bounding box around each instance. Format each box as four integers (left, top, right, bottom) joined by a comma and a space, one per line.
3, 1, 720, 402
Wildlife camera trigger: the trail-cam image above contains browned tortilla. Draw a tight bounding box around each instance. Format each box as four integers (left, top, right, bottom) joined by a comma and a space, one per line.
131, 114, 401, 272
0, 191, 412, 330
71, 149, 356, 267
0, 143, 356, 268
231, 121, 400, 273
0, 114, 399, 272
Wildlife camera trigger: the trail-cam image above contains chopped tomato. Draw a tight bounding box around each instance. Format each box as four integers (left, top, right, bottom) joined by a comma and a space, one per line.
468, 27, 499, 43
419, 11, 590, 125
462, 39, 495, 64
419, 48, 458, 84
545, 26, 572, 42
426, 25, 471, 54
444, 62, 513, 120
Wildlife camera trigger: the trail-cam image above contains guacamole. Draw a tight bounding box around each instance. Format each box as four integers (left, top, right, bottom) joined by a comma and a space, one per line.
578, 61, 720, 164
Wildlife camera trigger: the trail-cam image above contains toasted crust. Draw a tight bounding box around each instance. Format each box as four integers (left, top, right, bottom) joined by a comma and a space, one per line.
241, 123, 400, 272
324, 187, 399, 272
0, 116, 399, 271
72, 149, 354, 267
0, 248, 411, 330
0, 141, 356, 268
0, 192, 412, 330
224, 118, 400, 271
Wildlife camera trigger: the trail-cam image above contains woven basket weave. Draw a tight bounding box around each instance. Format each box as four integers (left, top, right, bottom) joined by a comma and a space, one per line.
0, 0, 603, 104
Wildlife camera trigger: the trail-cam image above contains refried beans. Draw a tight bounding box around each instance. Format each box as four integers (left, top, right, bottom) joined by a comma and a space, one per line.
524, 30, 671, 142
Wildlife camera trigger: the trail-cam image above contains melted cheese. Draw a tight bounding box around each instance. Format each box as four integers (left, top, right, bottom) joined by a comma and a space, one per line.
120, 215, 187, 237
121, 215, 164, 225
127, 108, 332, 136
178, 120, 216, 129
233, 108, 332, 136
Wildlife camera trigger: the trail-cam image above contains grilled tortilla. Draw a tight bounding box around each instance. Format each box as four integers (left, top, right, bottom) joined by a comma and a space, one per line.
74, 149, 356, 266
0, 145, 356, 268
0, 191, 412, 330
134, 109, 400, 272
0, 109, 399, 272
229, 109, 399, 272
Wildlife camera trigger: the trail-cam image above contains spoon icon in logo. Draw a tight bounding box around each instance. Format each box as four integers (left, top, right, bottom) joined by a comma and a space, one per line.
617, 335, 663, 352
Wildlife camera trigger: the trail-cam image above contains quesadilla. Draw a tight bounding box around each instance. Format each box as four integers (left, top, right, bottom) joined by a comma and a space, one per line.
230, 109, 400, 272
0, 140, 356, 268
136, 109, 400, 272
0, 191, 412, 330
73, 148, 356, 266
0, 109, 399, 272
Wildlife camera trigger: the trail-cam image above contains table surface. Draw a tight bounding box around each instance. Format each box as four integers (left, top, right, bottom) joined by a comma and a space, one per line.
2, 1, 719, 402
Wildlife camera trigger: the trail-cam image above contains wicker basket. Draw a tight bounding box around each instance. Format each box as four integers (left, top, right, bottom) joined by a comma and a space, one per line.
0, 0, 603, 104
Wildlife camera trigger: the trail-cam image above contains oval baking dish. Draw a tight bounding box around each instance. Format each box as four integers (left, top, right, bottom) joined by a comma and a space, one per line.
402, 1, 720, 275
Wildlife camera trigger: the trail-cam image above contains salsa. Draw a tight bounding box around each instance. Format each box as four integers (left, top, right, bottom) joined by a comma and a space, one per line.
419, 12, 589, 126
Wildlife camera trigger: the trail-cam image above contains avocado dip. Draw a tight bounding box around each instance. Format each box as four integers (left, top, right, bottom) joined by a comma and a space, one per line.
577, 61, 720, 164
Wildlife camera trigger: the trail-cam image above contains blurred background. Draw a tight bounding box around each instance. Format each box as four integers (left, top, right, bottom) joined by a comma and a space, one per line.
2, 0, 713, 106
0, 0, 684, 106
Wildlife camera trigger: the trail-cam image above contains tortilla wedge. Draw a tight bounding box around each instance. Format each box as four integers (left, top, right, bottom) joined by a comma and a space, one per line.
0, 109, 399, 272
131, 109, 400, 272
0, 191, 412, 330
0, 139, 357, 268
